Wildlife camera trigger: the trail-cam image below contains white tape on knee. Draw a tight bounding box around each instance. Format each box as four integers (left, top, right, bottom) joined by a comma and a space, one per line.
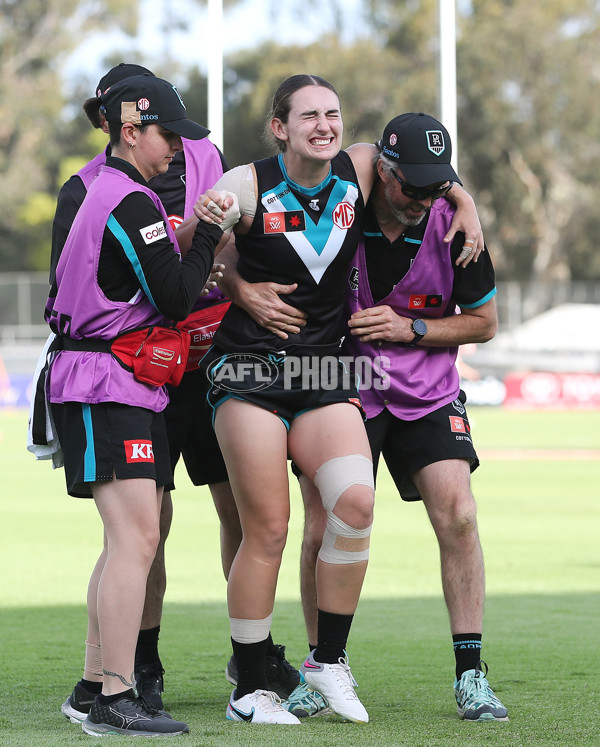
314, 455, 374, 565
313, 454, 374, 513
229, 614, 272, 644
318, 513, 372, 565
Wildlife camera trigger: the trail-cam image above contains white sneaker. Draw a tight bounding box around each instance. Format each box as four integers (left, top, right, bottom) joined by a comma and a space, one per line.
300, 653, 369, 723
226, 689, 301, 724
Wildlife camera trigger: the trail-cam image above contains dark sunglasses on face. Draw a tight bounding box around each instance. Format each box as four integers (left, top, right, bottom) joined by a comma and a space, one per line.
390, 169, 453, 201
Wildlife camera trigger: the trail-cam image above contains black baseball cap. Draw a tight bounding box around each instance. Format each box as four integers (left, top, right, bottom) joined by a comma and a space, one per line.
101, 74, 209, 140
95, 63, 155, 97
379, 112, 461, 187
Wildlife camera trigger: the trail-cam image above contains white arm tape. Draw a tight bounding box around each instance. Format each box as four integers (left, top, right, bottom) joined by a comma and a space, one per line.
214, 164, 257, 219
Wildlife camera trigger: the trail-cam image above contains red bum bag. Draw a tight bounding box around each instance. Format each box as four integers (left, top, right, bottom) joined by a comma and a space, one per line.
176, 301, 231, 372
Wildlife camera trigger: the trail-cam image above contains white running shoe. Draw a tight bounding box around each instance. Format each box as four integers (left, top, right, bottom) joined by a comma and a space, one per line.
300, 653, 369, 723
226, 689, 301, 724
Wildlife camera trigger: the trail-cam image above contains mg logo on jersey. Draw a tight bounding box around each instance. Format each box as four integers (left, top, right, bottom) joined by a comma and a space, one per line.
426, 130, 445, 156
332, 202, 355, 229
124, 440, 154, 463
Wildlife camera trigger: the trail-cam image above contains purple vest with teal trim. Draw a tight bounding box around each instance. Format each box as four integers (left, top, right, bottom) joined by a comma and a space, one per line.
344, 199, 460, 420
46, 165, 179, 411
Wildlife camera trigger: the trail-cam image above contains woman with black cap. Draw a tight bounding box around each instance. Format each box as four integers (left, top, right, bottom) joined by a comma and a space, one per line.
44, 74, 227, 737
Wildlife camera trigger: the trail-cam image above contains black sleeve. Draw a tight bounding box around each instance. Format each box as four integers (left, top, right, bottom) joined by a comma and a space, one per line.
100, 191, 221, 321
49, 176, 87, 285
450, 234, 496, 308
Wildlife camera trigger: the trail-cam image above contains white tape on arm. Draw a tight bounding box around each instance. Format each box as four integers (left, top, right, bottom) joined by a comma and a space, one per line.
214, 164, 257, 218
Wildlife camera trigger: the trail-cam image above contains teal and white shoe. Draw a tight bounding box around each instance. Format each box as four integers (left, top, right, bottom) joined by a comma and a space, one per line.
284, 682, 331, 718
454, 662, 508, 721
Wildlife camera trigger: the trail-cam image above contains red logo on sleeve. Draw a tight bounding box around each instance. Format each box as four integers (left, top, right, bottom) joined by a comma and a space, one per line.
124, 440, 154, 463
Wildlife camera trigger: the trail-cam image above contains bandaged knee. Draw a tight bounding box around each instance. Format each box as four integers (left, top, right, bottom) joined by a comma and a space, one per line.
314, 455, 374, 565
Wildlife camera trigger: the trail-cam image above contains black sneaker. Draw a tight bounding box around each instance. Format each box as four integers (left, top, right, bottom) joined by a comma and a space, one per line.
225, 644, 301, 700
61, 680, 99, 724
135, 663, 165, 709
82, 692, 189, 737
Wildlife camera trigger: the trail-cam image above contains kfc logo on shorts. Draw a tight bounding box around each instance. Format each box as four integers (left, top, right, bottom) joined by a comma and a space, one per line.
124, 440, 154, 463
140, 221, 167, 245
138, 98, 150, 111
332, 202, 355, 230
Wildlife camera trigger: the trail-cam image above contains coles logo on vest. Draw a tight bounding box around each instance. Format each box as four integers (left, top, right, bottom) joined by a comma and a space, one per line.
140, 221, 167, 245
332, 202, 355, 230
124, 440, 155, 463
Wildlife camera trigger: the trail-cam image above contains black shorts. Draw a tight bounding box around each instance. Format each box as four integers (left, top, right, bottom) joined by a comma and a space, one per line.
164, 369, 228, 490
51, 401, 172, 499
366, 391, 479, 502
203, 348, 365, 429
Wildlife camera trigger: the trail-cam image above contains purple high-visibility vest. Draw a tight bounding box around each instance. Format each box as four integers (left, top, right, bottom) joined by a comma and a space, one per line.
344, 199, 460, 421
46, 165, 179, 411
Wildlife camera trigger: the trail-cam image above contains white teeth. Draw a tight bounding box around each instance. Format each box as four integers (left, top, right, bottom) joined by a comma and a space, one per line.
312, 138, 331, 146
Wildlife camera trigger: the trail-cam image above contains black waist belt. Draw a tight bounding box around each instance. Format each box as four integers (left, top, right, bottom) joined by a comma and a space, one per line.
59, 337, 112, 353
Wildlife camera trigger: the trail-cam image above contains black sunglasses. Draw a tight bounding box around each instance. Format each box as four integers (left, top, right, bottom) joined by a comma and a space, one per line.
390, 169, 452, 201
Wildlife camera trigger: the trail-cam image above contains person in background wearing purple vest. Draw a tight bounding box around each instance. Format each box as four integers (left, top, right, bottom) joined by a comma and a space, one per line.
45, 74, 225, 737
291, 113, 508, 722
55, 63, 300, 725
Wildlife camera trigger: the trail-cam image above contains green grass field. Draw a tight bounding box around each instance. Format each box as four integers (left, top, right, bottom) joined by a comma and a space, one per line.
1, 407, 599, 745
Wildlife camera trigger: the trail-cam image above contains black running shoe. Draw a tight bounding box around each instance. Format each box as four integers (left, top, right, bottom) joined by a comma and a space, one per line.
61, 680, 99, 724
82, 692, 188, 737
135, 663, 165, 709
225, 645, 301, 700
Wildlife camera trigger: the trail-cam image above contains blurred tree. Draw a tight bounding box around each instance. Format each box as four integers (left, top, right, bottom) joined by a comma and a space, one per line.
456, 0, 600, 284
0, 0, 139, 271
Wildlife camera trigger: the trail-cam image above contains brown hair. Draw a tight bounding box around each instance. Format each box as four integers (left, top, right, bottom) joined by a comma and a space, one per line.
265, 74, 340, 153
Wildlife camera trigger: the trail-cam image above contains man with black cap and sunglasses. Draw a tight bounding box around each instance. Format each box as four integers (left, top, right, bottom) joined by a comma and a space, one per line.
293, 113, 507, 722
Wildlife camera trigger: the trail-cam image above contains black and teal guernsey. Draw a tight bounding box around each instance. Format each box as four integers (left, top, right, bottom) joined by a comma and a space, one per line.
213, 151, 365, 353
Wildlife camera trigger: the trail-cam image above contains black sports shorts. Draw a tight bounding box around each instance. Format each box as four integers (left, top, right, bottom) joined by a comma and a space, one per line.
51, 401, 172, 499
203, 348, 365, 429
164, 369, 228, 490
366, 391, 479, 502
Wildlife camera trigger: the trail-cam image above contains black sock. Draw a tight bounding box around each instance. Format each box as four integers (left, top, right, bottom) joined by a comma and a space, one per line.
97, 688, 135, 705
313, 609, 353, 664
135, 626, 161, 669
231, 637, 269, 699
81, 679, 102, 694
453, 633, 482, 679
265, 632, 277, 658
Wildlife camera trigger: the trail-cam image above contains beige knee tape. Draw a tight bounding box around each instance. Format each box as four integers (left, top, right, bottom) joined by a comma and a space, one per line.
313, 455, 374, 513
314, 455, 374, 565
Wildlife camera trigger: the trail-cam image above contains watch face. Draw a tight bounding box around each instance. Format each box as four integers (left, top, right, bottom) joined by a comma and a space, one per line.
413, 319, 427, 335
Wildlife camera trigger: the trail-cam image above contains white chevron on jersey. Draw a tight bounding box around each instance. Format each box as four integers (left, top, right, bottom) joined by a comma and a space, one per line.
261, 183, 359, 284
